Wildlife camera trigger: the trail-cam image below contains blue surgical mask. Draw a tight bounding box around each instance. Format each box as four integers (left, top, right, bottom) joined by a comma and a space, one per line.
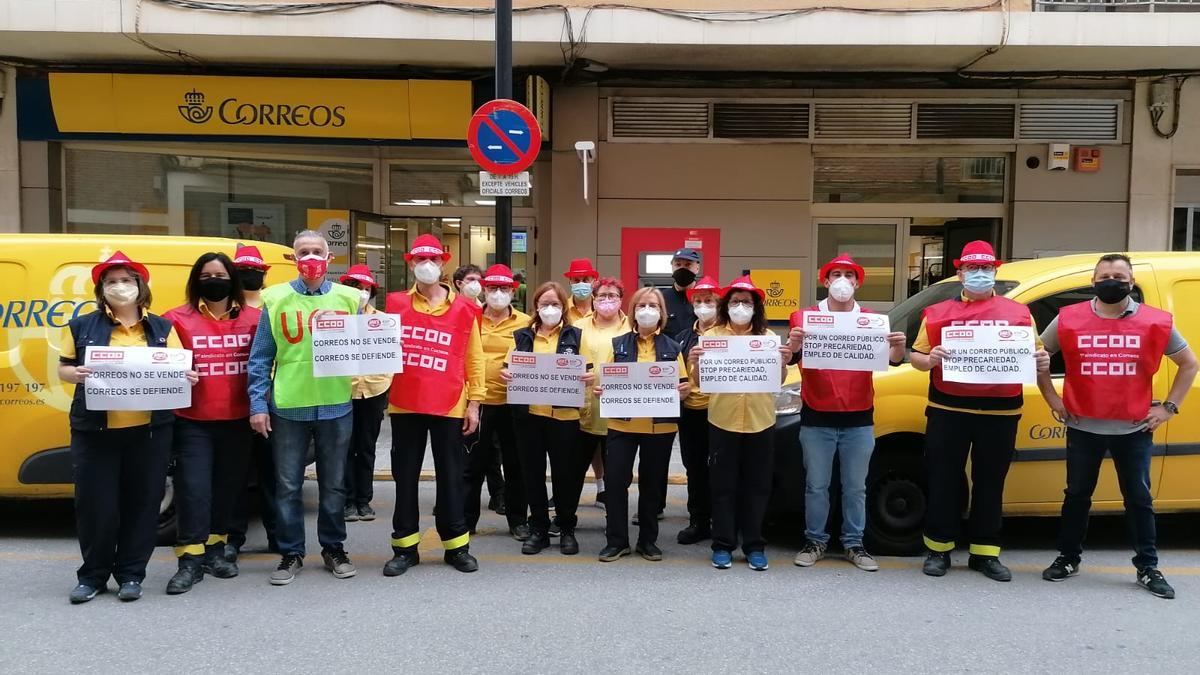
963, 269, 996, 294
571, 282, 592, 299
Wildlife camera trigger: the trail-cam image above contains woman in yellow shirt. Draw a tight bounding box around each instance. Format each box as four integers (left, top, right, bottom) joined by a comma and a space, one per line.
504, 282, 594, 555
464, 264, 531, 540
574, 277, 627, 509
596, 287, 690, 563
687, 276, 790, 572
57, 252, 198, 604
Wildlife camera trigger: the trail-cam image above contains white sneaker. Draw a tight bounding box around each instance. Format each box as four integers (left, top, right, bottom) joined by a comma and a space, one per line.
845, 546, 880, 572
793, 540, 826, 567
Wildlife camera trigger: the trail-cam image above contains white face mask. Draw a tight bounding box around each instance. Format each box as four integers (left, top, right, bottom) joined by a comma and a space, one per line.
694, 303, 716, 322
462, 280, 482, 299
828, 277, 856, 303
358, 289, 371, 309
538, 305, 563, 326
104, 282, 140, 307
414, 261, 441, 285
635, 307, 661, 328
486, 290, 512, 310
728, 303, 754, 326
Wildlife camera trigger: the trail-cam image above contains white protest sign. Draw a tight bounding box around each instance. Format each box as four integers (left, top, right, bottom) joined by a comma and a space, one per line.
312, 314, 404, 378
940, 324, 1037, 385
698, 334, 782, 394
599, 361, 681, 418
801, 311, 891, 372
84, 346, 192, 411
505, 352, 586, 407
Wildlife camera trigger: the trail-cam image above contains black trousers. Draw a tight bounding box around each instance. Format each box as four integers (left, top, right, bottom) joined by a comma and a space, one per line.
709, 424, 774, 555
465, 404, 527, 530
515, 411, 589, 533
678, 406, 712, 525
923, 407, 1019, 556
174, 418, 252, 555
484, 448, 506, 503
580, 430, 607, 483
228, 431, 276, 551
605, 429, 675, 549
71, 425, 172, 587
346, 392, 388, 506
391, 414, 469, 551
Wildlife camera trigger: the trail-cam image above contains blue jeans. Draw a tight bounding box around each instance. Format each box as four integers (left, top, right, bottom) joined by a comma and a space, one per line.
271, 412, 353, 556
799, 425, 875, 548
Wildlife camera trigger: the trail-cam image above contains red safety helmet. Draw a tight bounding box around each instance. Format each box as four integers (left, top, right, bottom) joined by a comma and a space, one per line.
405, 234, 452, 263
339, 264, 379, 288
818, 254, 866, 284
91, 250, 150, 284
954, 240, 1004, 269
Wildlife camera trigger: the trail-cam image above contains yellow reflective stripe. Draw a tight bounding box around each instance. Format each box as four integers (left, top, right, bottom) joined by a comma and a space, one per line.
206, 534, 228, 546
923, 536, 955, 553
392, 533, 421, 549
174, 544, 206, 557
969, 544, 1001, 557
442, 532, 470, 551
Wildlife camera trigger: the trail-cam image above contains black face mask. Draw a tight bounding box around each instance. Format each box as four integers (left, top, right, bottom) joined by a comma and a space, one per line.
1093, 278, 1132, 304
672, 268, 697, 287
199, 277, 233, 303
239, 269, 265, 291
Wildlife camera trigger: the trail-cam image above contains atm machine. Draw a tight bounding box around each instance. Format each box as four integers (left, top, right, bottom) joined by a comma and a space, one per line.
637, 250, 678, 292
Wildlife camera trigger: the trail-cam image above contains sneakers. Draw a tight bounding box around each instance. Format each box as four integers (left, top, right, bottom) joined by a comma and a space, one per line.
967, 555, 1012, 582
521, 530, 550, 555
204, 546, 238, 579
560, 530, 580, 556
1042, 555, 1080, 582
676, 522, 711, 545
636, 542, 663, 561
383, 550, 420, 577
445, 549, 479, 573
793, 540, 826, 567
509, 523, 532, 541
712, 550, 733, 569
322, 548, 357, 579
747, 550, 769, 571
166, 555, 205, 595
358, 503, 376, 521
598, 545, 631, 562
343, 504, 360, 522
117, 581, 143, 602
1138, 567, 1176, 599
922, 550, 951, 577
548, 518, 561, 538
69, 583, 105, 604
270, 553, 304, 585
845, 546, 880, 572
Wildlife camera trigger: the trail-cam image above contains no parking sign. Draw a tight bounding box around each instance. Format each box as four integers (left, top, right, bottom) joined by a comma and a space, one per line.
467, 99, 542, 175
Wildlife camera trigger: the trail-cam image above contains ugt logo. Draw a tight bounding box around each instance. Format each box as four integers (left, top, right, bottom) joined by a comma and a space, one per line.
178, 89, 213, 124
766, 281, 785, 299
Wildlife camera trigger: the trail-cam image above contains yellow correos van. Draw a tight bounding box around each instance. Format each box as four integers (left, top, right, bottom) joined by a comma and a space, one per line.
771, 252, 1200, 554
0, 234, 291, 501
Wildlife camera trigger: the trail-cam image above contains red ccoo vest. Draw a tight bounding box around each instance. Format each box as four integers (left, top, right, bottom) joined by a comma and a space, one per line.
791, 304, 875, 413
386, 290, 480, 416
1059, 301, 1173, 421
923, 294, 1032, 410
163, 303, 261, 421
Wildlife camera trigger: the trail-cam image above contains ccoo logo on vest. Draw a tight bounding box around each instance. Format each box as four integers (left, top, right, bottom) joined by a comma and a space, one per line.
1077, 333, 1142, 376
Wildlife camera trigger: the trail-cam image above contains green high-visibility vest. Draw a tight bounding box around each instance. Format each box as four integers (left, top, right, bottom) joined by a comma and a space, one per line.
261, 281, 360, 409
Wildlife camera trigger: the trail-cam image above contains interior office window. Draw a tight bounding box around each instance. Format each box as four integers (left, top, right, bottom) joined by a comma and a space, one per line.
389, 164, 532, 208
814, 156, 1006, 204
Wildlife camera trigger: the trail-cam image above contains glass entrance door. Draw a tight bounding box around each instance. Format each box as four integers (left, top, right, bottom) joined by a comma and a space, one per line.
813, 219, 905, 311
350, 211, 391, 307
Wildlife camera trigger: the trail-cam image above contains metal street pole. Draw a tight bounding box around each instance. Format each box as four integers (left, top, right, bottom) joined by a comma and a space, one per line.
495, 0, 513, 266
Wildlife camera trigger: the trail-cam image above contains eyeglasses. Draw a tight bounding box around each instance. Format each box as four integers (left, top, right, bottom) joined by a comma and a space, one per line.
595, 293, 621, 300
729, 302, 753, 310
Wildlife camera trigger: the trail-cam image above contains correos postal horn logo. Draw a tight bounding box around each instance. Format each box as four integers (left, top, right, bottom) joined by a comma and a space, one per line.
178, 90, 213, 124
766, 281, 785, 299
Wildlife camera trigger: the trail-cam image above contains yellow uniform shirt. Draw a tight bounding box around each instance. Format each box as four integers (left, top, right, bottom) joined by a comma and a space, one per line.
575, 313, 628, 436
481, 308, 531, 405
60, 311, 184, 429
701, 324, 778, 434
682, 321, 714, 411
388, 285, 487, 419
521, 325, 591, 421
351, 305, 393, 400
910, 292, 1043, 416
567, 298, 593, 325
606, 330, 685, 436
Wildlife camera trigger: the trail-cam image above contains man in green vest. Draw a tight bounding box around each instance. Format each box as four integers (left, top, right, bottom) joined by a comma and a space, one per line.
248, 230, 362, 586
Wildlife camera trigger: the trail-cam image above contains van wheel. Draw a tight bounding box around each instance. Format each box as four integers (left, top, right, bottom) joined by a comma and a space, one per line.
864, 450, 925, 556
156, 471, 178, 546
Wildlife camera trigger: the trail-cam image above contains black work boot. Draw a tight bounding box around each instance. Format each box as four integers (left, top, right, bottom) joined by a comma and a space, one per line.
559, 529, 580, 555
383, 547, 420, 577
922, 550, 951, 577
676, 520, 711, 545
968, 555, 1012, 582
445, 547, 479, 573
522, 529, 551, 555
203, 544, 238, 579
166, 555, 205, 595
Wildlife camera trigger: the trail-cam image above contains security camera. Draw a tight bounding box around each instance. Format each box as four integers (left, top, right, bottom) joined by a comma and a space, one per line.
575, 141, 596, 163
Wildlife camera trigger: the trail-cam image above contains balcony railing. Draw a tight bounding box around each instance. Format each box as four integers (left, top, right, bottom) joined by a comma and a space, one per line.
1036, 0, 1200, 11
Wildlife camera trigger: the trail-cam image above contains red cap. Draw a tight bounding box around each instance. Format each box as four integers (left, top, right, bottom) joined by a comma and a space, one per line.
562, 258, 599, 279
687, 275, 721, 302
954, 240, 1003, 269
819, 254, 866, 284
482, 264, 519, 289
233, 244, 271, 271
405, 234, 452, 263
339, 264, 378, 288
91, 250, 150, 284
723, 275, 765, 301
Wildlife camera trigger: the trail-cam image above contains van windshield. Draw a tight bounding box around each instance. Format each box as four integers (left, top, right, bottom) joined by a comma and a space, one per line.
888, 280, 1020, 353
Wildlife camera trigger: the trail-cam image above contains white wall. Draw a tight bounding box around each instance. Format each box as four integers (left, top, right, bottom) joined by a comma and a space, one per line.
1129, 78, 1200, 250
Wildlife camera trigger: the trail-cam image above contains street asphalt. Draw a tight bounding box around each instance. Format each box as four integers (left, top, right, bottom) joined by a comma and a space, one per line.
2, 481, 1198, 673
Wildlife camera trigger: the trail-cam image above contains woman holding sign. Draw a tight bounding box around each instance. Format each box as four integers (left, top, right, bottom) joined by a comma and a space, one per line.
161, 252, 260, 595
595, 287, 689, 563
575, 278, 628, 508
57, 252, 198, 604
688, 276, 789, 571
504, 282, 594, 555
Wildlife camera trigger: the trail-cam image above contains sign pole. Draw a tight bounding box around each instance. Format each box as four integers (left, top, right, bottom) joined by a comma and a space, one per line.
495, 0, 513, 266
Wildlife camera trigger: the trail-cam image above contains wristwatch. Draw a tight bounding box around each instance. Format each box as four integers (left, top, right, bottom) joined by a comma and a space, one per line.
1163, 401, 1180, 415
